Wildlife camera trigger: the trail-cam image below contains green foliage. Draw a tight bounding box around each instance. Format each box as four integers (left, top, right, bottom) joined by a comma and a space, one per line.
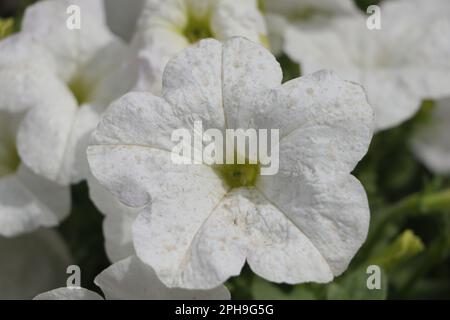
0, 18, 14, 39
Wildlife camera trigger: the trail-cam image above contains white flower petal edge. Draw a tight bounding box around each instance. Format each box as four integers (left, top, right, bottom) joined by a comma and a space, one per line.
0, 229, 72, 299
284, 0, 450, 131
0, 112, 70, 237
0, 0, 137, 185
34, 256, 230, 300
95, 255, 230, 300
87, 174, 139, 262
263, 0, 360, 55
34, 288, 104, 300
88, 38, 373, 289
132, 0, 267, 94
411, 98, 450, 175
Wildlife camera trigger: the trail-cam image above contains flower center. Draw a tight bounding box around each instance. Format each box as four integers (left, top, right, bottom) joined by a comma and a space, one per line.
0, 121, 20, 177
183, 14, 213, 44
215, 162, 260, 189
68, 75, 91, 105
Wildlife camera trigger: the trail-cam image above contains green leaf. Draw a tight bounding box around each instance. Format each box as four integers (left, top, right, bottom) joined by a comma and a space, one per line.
326, 266, 388, 300
251, 277, 320, 300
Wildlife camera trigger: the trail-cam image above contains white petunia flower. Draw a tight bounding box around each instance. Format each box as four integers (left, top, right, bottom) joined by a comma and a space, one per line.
87, 38, 374, 289
131, 0, 268, 94
0, 0, 137, 186
284, 0, 450, 131
34, 255, 230, 300
262, 0, 360, 55
411, 98, 450, 175
87, 174, 139, 262
0, 110, 70, 237
0, 229, 72, 299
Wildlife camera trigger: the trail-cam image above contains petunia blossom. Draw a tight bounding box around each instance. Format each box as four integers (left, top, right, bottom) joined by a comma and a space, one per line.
262, 0, 360, 55
284, 0, 450, 130
0, 229, 72, 299
88, 37, 374, 289
34, 255, 230, 300
131, 0, 268, 94
411, 98, 450, 175
0, 110, 70, 237
0, 0, 137, 186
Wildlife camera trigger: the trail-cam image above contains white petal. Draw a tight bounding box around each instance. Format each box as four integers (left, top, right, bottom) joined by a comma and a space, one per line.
253, 70, 374, 175
0, 164, 71, 237
21, 0, 115, 80
257, 174, 370, 276
18, 100, 101, 185
264, 0, 359, 18
34, 287, 103, 300
162, 39, 225, 131
87, 174, 139, 262
94, 256, 230, 299
411, 98, 450, 174
0, 229, 72, 299
222, 37, 282, 129
210, 0, 267, 43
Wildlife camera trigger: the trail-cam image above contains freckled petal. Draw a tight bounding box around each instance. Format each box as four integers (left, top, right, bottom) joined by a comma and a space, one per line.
257, 174, 370, 276
87, 175, 139, 262
255, 70, 373, 175
0, 165, 70, 237
411, 98, 450, 175
0, 229, 72, 299
222, 37, 282, 129
94, 255, 230, 299
34, 288, 103, 300
21, 0, 115, 79
162, 39, 225, 130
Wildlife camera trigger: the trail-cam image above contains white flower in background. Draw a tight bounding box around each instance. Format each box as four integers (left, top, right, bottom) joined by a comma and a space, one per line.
262, 0, 360, 55
0, 229, 72, 299
132, 0, 268, 93
104, 0, 145, 41
0, 111, 70, 237
34, 255, 230, 300
88, 38, 373, 289
411, 98, 450, 175
284, 0, 450, 131
87, 175, 139, 262
0, 0, 136, 186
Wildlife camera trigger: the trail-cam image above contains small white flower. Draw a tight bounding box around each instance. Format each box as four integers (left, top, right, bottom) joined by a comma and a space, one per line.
0, 0, 136, 186
262, 0, 360, 55
411, 98, 450, 175
34, 255, 230, 300
87, 174, 139, 262
0, 111, 70, 237
284, 0, 450, 131
88, 38, 373, 289
0, 229, 72, 299
132, 0, 268, 93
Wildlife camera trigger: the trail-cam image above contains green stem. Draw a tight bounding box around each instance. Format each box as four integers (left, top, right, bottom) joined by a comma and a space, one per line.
362, 188, 450, 260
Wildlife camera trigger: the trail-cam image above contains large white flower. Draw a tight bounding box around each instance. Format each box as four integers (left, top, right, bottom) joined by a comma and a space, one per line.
284, 0, 450, 130
0, 110, 70, 237
262, 0, 360, 55
131, 0, 268, 94
0, 229, 72, 299
411, 98, 450, 175
88, 38, 373, 289
34, 255, 230, 300
0, 0, 136, 186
